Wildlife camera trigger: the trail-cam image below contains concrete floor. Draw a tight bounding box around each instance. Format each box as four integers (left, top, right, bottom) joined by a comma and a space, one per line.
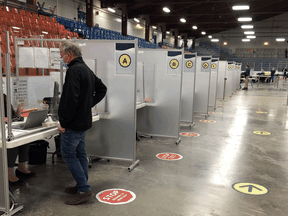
8, 81, 288, 216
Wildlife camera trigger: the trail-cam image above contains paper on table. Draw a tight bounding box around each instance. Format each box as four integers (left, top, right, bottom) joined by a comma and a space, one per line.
19, 47, 34, 68
34, 47, 49, 68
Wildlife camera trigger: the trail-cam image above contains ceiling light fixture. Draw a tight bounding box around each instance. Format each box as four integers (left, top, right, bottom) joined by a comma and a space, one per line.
242, 39, 250, 42
166, 31, 170, 34
180, 18, 186, 23
232, 5, 250, 10
211, 39, 219, 42
238, 17, 252, 22
107, 8, 115, 13
223, 41, 228, 45
41, 31, 48, 34
244, 31, 255, 35
152, 26, 157, 29
247, 35, 256, 39
12, 26, 20, 29
163, 7, 170, 13
276, 38, 285, 42
136, 24, 143, 29
208, 35, 212, 39
201, 31, 206, 35
192, 25, 197, 30
134, 18, 140, 23
241, 25, 253, 29
264, 41, 269, 46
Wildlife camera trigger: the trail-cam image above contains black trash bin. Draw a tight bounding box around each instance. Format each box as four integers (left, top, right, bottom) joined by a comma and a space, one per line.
28, 140, 49, 165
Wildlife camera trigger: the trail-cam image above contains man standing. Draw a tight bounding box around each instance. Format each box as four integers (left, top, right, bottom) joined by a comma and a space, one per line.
242, 65, 250, 90
58, 41, 107, 205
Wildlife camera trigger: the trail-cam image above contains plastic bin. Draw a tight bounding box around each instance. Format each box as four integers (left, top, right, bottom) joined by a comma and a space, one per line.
28, 140, 49, 165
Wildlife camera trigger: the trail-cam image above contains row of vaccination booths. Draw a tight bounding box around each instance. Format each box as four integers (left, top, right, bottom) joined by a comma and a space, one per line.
0, 38, 242, 215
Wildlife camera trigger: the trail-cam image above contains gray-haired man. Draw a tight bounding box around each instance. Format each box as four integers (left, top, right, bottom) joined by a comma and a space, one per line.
58, 41, 107, 205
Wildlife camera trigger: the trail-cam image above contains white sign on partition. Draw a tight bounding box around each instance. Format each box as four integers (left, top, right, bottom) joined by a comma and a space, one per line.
227, 63, 234, 71
211, 60, 219, 72
19, 47, 34, 68
167, 51, 182, 75
201, 57, 211, 72
50, 48, 61, 69
34, 47, 49, 69
184, 54, 196, 73
116, 43, 135, 75
12, 77, 28, 105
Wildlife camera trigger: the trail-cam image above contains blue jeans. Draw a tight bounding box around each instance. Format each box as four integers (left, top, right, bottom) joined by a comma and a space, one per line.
61, 129, 91, 192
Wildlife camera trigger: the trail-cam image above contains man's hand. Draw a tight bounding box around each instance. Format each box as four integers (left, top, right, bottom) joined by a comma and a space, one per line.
58, 124, 66, 133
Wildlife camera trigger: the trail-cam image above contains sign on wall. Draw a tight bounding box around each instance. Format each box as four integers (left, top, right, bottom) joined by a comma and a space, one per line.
116, 43, 135, 75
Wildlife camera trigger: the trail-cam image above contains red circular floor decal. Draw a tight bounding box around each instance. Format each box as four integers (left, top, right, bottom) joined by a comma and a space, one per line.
156, 153, 183, 161
180, 132, 200, 137
96, 189, 136, 205
200, 120, 216, 123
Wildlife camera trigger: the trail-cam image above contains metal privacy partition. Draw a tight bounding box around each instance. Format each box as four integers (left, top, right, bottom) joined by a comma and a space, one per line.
216, 60, 227, 99
136, 62, 145, 104
209, 58, 219, 109
137, 49, 183, 144
0, 55, 12, 216
226, 61, 234, 97
232, 61, 236, 93
0, 40, 25, 215
236, 63, 242, 90
194, 56, 212, 116
180, 53, 197, 126
80, 40, 139, 170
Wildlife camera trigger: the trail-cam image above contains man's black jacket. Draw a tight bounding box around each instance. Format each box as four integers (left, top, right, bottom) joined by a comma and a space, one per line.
58, 57, 107, 131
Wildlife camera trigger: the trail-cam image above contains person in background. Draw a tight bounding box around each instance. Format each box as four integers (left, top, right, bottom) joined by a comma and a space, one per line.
270, 67, 276, 83
3, 94, 36, 185
282, 67, 287, 80
285, 49, 288, 58
58, 41, 107, 205
242, 65, 250, 90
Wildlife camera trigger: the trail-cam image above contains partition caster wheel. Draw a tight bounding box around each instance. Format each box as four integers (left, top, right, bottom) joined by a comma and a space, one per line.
176, 138, 181, 145
88, 165, 92, 168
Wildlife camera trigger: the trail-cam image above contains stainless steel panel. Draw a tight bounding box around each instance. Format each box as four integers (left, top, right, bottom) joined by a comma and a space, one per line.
194, 56, 211, 114
137, 49, 182, 138
181, 54, 197, 123
137, 50, 159, 102
216, 61, 227, 99
136, 62, 145, 103
81, 41, 136, 161
209, 59, 218, 107
232, 63, 236, 92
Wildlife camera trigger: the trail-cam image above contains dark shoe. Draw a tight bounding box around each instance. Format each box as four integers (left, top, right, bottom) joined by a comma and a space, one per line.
65, 186, 78, 194
242, 87, 248, 90
15, 169, 36, 177
9, 179, 24, 186
65, 190, 95, 205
